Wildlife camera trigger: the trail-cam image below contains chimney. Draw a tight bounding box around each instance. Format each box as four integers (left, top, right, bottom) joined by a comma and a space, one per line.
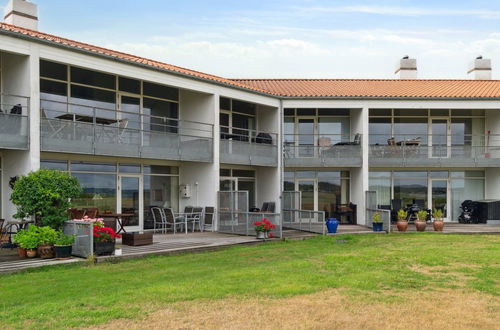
395, 55, 417, 79
468, 56, 492, 80
4, 0, 38, 30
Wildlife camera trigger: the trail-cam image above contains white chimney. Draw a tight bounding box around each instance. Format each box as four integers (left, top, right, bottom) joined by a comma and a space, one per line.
468, 56, 492, 80
4, 0, 38, 30
395, 56, 417, 79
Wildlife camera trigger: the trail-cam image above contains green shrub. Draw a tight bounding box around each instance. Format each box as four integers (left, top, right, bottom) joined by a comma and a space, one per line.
36, 226, 58, 245
55, 231, 76, 246
433, 208, 444, 220
417, 210, 428, 221
397, 209, 408, 221
13, 226, 58, 249
10, 169, 81, 229
372, 212, 382, 223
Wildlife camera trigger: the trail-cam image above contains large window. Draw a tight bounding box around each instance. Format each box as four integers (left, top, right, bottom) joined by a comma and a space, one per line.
220, 97, 256, 141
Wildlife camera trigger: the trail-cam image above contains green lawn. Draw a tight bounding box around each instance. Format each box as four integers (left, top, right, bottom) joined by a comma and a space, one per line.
0, 234, 498, 329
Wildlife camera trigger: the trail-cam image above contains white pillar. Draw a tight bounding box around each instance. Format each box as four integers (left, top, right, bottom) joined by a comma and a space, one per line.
350, 107, 369, 225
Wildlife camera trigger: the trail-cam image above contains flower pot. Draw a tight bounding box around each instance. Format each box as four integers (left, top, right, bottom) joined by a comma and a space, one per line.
256, 231, 266, 239
372, 222, 384, 232
93, 241, 115, 256
38, 244, 55, 259
54, 245, 73, 259
17, 247, 27, 258
325, 218, 339, 233
433, 220, 444, 232
26, 249, 37, 258
396, 221, 408, 232
415, 221, 427, 232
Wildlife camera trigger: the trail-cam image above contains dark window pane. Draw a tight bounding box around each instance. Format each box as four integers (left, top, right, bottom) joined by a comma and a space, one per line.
71, 67, 115, 89
143, 165, 177, 175
317, 108, 350, 116
220, 169, 231, 176
40, 60, 67, 81
232, 99, 256, 115
233, 170, 255, 177
284, 108, 295, 116
72, 173, 116, 213
119, 77, 140, 94
297, 108, 316, 116
370, 109, 392, 116
41, 79, 67, 96
71, 161, 116, 172
220, 97, 231, 110
430, 109, 449, 116
41, 160, 68, 170
71, 85, 116, 110
393, 109, 428, 116
143, 81, 178, 101
119, 164, 141, 173
143, 97, 178, 133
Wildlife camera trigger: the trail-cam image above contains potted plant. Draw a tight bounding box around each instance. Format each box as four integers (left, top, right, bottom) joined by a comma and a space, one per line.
396, 209, 408, 232
36, 226, 58, 259
432, 208, 445, 232
13, 226, 39, 258
10, 169, 81, 229
93, 222, 120, 256
254, 218, 276, 239
12, 229, 28, 258
54, 231, 75, 259
415, 210, 428, 232
372, 212, 383, 232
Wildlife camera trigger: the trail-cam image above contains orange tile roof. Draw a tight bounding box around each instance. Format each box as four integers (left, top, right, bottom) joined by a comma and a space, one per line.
0, 22, 272, 95
2, 22, 500, 99
232, 79, 500, 99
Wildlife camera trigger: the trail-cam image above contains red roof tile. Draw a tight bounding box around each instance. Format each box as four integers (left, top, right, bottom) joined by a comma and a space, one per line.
232, 79, 500, 99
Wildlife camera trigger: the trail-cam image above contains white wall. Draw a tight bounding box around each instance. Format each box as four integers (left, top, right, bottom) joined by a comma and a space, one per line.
1, 150, 33, 219
485, 168, 500, 200
256, 166, 281, 212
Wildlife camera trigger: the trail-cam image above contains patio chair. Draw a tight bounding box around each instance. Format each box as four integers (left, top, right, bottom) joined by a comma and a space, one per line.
10, 104, 22, 115
163, 208, 186, 233
186, 207, 203, 232
117, 118, 129, 143
69, 208, 86, 220
0, 219, 9, 246
151, 207, 168, 234
83, 208, 98, 218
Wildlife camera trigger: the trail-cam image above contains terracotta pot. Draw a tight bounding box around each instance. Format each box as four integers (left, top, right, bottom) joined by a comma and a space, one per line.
26, 249, 37, 258
415, 221, 427, 232
396, 221, 408, 232
433, 220, 445, 232
38, 244, 55, 259
17, 247, 27, 258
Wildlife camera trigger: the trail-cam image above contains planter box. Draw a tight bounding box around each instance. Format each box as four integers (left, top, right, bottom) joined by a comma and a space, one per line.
122, 232, 153, 246
93, 241, 115, 256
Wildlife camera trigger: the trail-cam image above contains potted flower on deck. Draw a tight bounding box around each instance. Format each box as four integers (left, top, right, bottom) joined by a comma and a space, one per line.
432, 208, 445, 232
396, 209, 408, 232
372, 212, 384, 232
254, 218, 276, 239
13, 226, 39, 258
415, 210, 428, 232
93, 221, 121, 256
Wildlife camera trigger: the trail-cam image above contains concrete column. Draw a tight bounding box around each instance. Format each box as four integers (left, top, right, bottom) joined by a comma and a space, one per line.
350, 107, 369, 225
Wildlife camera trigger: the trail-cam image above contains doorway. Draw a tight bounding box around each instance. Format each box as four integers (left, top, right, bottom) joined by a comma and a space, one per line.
220, 177, 256, 210
118, 175, 143, 231
430, 179, 449, 220
429, 118, 450, 158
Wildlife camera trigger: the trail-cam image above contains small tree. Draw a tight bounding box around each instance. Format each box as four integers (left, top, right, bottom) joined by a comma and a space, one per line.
10, 169, 82, 229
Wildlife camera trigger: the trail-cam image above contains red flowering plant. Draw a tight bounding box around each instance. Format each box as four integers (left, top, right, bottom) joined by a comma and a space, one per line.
254, 218, 276, 233
93, 222, 121, 242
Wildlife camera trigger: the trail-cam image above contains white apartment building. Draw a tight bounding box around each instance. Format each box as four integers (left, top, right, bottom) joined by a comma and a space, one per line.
1, 0, 500, 231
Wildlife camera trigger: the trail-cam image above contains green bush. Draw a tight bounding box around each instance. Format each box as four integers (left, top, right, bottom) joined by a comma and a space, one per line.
13, 226, 58, 249
36, 226, 58, 245
10, 169, 82, 229
55, 231, 75, 246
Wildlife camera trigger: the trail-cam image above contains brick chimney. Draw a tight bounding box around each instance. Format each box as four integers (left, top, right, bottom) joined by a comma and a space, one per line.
467, 56, 492, 80
395, 56, 417, 79
4, 0, 38, 30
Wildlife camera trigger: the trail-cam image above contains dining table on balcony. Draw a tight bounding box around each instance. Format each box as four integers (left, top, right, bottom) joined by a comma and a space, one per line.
50, 113, 119, 140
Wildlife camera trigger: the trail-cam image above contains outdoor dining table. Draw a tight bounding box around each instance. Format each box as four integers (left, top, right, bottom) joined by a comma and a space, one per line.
97, 213, 135, 234
49, 113, 118, 139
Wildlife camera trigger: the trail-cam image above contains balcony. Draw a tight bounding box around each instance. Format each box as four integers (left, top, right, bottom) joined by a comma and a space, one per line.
0, 94, 29, 150
40, 102, 213, 162
219, 127, 278, 166
283, 134, 362, 167
369, 134, 500, 167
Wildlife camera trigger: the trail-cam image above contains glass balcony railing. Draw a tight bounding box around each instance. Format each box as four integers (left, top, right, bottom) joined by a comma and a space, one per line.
0, 94, 30, 150
40, 101, 214, 162
283, 134, 362, 167
219, 126, 278, 166
369, 134, 500, 167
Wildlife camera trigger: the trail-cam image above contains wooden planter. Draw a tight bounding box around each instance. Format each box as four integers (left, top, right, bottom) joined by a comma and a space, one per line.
122, 232, 153, 246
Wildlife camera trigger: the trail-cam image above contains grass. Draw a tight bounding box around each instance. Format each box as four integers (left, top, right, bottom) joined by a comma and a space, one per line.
0, 233, 499, 329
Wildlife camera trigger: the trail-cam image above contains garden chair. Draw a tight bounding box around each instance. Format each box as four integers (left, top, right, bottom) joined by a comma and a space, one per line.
202, 207, 215, 232
163, 208, 186, 233
83, 208, 98, 218
151, 207, 168, 234
69, 208, 86, 220
186, 207, 203, 232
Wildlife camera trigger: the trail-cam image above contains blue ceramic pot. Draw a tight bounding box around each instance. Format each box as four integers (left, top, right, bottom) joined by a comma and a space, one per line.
325, 218, 339, 233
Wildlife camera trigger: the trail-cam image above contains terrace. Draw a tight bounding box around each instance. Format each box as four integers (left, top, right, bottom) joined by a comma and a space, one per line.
0, 94, 29, 150
40, 100, 214, 162
219, 127, 278, 166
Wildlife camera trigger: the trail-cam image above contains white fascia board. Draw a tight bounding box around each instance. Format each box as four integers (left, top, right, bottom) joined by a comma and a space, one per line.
282, 99, 500, 109
0, 34, 32, 55
37, 44, 279, 108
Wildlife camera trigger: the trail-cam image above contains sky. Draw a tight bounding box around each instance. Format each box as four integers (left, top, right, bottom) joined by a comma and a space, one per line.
3, 0, 500, 79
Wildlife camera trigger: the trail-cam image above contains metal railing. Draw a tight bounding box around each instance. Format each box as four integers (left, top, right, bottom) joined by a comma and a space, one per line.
283, 134, 362, 167
40, 101, 214, 162
369, 134, 500, 167
0, 94, 30, 150
63, 220, 93, 257
282, 209, 326, 234
220, 126, 278, 166
217, 211, 282, 238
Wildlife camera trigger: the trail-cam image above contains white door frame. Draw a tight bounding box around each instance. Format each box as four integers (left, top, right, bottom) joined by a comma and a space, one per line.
117, 174, 144, 231
295, 178, 318, 211
429, 178, 450, 221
